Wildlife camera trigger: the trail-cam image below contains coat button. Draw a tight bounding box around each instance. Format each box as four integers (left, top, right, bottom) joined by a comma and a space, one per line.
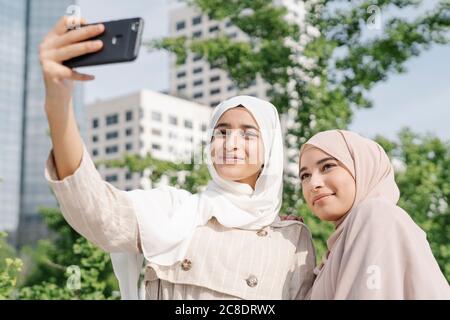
256, 229, 268, 237
181, 259, 192, 271
246, 275, 258, 287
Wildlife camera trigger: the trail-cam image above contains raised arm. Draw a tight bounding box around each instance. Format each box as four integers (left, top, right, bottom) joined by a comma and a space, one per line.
41, 16, 140, 253
40, 16, 104, 179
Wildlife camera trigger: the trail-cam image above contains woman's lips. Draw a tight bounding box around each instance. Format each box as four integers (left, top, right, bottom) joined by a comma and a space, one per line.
313, 193, 335, 206
223, 156, 245, 162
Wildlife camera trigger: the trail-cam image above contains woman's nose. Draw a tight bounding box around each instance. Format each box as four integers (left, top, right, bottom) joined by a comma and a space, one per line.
224, 130, 242, 151
310, 172, 325, 190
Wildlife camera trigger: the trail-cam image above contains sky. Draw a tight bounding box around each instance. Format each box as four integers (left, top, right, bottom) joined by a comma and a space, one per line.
77, 0, 450, 141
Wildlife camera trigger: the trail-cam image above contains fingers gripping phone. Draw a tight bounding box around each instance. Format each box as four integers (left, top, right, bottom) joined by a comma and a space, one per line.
63, 17, 144, 68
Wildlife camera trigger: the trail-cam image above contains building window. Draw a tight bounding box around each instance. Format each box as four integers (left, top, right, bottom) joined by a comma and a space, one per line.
226, 20, 233, 28
92, 149, 98, 156
152, 111, 162, 122
177, 83, 186, 90
184, 120, 193, 129
106, 131, 119, 140
92, 135, 98, 143
210, 101, 220, 107
176, 71, 186, 78
125, 171, 132, 180
151, 128, 162, 136
169, 132, 178, 139
210, 63, 219, 69
193, 79, 203, 87
210, 75, 220, 82
201, 123, 207, 132
125, 128, 133, 136
126, 110, 133, 121
193, 92, 203, 99
152, 143, 161, 151
227, 84, 235, 91
106, 114, 119, 125
192, 16, 202, 25
193, 31, 202, 38
193, 54, 202, 62
125, 143, 133, 151
105, 174, 118, 182
92, 118, 99, 128
210, 88, 220, 95
105, 145, 118, 154
209, 25, 219, 33
169, 116, 178, 126
176, 21, 185, 31
193, 67, 203, 74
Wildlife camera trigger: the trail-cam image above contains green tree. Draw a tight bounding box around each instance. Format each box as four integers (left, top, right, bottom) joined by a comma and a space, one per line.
0, 174, 23, 299
0, 232, 23, 299
18, 208, 119, 300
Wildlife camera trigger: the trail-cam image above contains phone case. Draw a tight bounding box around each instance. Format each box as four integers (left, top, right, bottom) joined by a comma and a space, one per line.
63, 17, 144, 68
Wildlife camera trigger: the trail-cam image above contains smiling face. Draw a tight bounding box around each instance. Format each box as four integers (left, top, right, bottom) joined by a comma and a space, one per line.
299, 147, 356, 222
211, 106, 265, 189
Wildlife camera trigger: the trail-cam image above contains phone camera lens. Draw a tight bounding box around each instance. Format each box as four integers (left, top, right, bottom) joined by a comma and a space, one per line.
131, 22, 139, 31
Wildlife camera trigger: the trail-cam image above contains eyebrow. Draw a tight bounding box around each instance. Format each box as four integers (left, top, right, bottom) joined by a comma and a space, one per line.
214, 122, 259, 131
299, 156, 337, 175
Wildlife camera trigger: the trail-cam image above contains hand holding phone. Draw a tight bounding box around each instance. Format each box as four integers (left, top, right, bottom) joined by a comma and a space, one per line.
40, 16, 145, 115
63, 17, 145, 68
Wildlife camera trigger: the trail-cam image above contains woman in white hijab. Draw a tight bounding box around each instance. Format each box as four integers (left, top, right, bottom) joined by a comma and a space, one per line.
45, 95, 316, 300
298, 129, 450, 299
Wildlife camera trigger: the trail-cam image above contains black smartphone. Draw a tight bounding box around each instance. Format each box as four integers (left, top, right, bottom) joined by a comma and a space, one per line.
63, 17, 144, 68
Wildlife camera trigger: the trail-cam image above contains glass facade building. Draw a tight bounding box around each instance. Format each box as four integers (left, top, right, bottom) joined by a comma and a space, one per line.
0, 0, 27, 235
0, 0, 84, 244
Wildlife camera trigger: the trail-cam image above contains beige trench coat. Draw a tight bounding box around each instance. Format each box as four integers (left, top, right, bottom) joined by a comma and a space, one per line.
45, 144, 316, 299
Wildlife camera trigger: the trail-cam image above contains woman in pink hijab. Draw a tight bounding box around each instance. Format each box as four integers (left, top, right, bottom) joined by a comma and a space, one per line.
298, 129, 450, 299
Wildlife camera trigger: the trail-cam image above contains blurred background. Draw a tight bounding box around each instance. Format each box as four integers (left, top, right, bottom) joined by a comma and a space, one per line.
0, 0, 449, 299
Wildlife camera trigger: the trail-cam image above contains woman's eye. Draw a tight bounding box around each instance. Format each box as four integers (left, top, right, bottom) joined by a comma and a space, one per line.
244, 131, 258, 138
322, 163, 336, 171
213, 129, 227, 137
300, 173, 310, 181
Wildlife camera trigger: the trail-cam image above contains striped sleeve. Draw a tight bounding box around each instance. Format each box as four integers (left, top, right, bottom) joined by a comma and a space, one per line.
44, 142, 139, 253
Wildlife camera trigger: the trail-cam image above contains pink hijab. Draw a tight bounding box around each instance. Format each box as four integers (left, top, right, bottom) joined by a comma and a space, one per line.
300, 130, 399, 247
300, 130, 450, 299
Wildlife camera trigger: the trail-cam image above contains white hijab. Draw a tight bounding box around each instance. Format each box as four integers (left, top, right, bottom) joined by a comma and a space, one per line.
111, 95, 288, 299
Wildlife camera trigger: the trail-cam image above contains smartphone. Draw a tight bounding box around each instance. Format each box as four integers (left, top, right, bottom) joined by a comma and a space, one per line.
63, 17, 144, 68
